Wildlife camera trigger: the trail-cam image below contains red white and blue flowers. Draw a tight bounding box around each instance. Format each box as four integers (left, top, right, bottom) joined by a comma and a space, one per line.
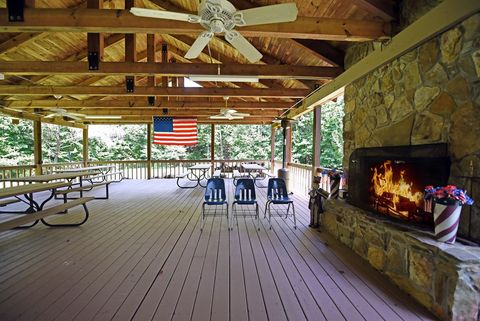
424, 185, 474, 206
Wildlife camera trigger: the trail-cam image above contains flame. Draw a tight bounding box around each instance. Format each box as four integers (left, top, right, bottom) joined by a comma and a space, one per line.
371, 160, 423, 213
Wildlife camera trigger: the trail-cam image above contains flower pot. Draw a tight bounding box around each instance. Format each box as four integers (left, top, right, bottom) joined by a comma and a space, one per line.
433, 201, 462, 244
329, 177, 340, 199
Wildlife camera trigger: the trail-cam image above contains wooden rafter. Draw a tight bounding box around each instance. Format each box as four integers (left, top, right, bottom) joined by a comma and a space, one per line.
350, 0, 396, 21
0, 8, 391, 41
0, 86, 309, 98
0, 61, 342, 79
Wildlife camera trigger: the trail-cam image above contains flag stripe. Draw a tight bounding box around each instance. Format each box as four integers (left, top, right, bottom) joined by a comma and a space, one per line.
153, 116, 198, 146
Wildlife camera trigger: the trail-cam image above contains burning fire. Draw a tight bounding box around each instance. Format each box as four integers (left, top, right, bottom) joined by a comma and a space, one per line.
371, 160, 423, 213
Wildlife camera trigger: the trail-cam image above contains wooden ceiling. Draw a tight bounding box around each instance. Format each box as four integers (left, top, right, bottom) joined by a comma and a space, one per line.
0, 0, 396, 126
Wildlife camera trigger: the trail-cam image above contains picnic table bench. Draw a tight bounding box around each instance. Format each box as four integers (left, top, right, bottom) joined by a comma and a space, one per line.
0, 182, 94, 231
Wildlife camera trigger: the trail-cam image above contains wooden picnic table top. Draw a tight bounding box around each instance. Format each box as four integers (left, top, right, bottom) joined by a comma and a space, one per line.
241, 163, 266, 171
0, 182, 70, 199
56, 165, 113, 173
3, 171, 93, 183
188, 164, 211, 170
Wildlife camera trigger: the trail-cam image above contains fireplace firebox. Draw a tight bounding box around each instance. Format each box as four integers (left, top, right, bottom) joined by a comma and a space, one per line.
348, 144, 451, 227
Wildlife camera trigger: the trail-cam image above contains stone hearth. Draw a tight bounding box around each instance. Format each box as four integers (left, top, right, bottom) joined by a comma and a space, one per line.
321, 200, 480, 321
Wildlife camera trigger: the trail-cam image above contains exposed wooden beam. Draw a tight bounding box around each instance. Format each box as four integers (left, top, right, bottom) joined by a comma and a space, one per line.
87, 0, 104, 71
2, 99, 290, 109
0, 86, 309, 98
286, 0, 480, 119
0, 8, 391, 41
0, 32, 44, 55
293, 39, 345, 67
125, 0, 136, 90
350, 0, 396, 21
86, 118, 275, 125
0, 108, 87, 129
31, 109, 281, 117
0, 61, 342, 79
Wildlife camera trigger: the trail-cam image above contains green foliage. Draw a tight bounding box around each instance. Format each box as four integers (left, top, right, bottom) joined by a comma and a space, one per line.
0, 116, 34, 165
214, 125, 271, 160
320, 98, 344, 168
42, 124, 83, 163
1, 100, 344, 167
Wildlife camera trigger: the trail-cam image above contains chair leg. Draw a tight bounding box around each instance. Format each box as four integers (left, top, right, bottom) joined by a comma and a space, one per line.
268, 202, 272, 230
201, 203, 206, 231
285, 203, 291, 219
263, 202, 268, 219
255, 203, 260, 231
229, 203, 232, 230
292, 202, 297, 229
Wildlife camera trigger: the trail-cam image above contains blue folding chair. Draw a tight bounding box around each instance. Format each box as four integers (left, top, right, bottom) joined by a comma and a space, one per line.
202, 178, 230, 230
264, 178, 296, 229
232, 178, 259, 230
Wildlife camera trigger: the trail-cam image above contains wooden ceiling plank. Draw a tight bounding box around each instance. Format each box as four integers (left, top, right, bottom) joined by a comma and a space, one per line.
0, 86, 308, 98
293, 39, 345, 67
0, 8, 391, 41
0, 61, 342, 79
350, 0, 396, 21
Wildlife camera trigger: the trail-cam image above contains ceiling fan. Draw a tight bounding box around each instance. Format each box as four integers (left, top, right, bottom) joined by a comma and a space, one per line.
210, 97, 250, 120
44, 108, 85, 121
130, 0, 298, 63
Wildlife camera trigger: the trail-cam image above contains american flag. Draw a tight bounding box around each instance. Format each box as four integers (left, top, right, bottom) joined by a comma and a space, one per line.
153, 116, 198, 146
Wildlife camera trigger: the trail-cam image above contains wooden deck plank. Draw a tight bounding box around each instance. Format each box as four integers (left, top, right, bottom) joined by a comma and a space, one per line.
172, 217, 221, 321
149, 211, 215, 321
1, 182, 188, 321
229, 201, 250, 321
0, 179, 438, 321
189, 218, 223, 321
243, 217, 289, 321
110, 188, 204, 321
44, 186, 197, 321
236, 215, 269, 321
209, 215, 230, 321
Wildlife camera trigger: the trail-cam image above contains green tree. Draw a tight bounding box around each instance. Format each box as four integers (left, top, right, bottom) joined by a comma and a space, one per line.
0, 116, 34, 165
42, 124, 83, 163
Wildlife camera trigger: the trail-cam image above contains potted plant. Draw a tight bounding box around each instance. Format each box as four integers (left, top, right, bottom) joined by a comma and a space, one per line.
424, 185, 474, 244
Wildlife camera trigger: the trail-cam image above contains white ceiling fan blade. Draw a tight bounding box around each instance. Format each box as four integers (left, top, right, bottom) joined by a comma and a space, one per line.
185, 31, 214, 59
232, 112, 250, 117
210, 115, 229, 119
233, 3, 298, 27
130, 7, 200, 23
66, 115, 83, 121
224, 30, 262, 63
68, 112, 85, 117
44, 113, 56, 118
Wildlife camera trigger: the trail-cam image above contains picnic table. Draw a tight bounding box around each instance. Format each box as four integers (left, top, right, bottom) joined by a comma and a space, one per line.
176, 164, 212, 188
0, 182, 94, 231
55, 165, 123, 183
3, 171, 109, 199
241, 163, 275, 187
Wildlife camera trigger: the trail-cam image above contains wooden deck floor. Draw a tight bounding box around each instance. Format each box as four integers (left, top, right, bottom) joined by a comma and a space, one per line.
0, 179, 437, 321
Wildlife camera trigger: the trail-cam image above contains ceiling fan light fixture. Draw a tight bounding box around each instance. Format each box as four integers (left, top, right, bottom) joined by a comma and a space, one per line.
188, 75, 259, 83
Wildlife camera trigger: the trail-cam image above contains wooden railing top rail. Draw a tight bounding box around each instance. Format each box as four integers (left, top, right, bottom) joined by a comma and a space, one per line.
0, 164, 35, 170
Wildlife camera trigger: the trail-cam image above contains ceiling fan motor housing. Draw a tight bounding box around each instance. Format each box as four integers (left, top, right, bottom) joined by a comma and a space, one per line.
199, 0, 237, 33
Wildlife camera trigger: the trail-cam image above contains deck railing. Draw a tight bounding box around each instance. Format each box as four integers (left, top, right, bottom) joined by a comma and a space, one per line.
0, 159, 323, 196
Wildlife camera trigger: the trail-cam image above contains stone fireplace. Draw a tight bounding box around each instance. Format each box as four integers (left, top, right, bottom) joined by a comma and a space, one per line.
319, 4, 480, 321
348, 143, 450, 227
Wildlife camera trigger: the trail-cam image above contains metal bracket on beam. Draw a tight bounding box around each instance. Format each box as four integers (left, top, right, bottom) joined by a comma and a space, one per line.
126, 77, 135, 93
88, 51, 99, 70
7, 0, 24, 22
161, 44, 168, 54
147, 96, 155, 106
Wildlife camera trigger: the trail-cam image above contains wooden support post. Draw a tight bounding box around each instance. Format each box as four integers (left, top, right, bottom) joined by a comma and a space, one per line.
285, 123, 292, 166
210, 124, 215, 176
271, 125, 276, 172
161, 43, 168, 88
312, 107, 322, 186
87, 0, 104, 71
147, 123, 152, 179
147, 33, 155, 106
33, 120, 42, 175
82, 127, 89, 167
125, 0, 136, 92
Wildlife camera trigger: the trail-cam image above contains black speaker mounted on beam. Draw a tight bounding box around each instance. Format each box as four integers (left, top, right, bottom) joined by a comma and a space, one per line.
7, 0, 25, 22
